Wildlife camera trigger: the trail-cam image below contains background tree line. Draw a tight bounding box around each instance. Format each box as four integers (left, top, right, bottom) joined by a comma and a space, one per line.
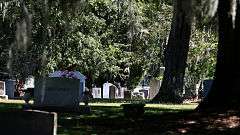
0, 0, 217, 94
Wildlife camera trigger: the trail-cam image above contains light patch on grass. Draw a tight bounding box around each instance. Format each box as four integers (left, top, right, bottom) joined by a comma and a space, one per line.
89, 102, 197, 110
89, 103, 122, 107
0, 100, 198, 111
145, 103, 198, 110
0, 99, 33, 104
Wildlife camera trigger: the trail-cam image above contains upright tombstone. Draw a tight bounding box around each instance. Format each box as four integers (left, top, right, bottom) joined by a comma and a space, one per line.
139, 87, 149, 99
109, 85, 116, 99
92, 87, 101, 98
0, 81, 8, 99
34, 77, 83, 108
149, 79, 162, 99
115, 87, 125, 99
103, 82, 118, 99
124, 90, 131, 99
24, 76, 35, 89
203, 79, 213, 98
0, 110, 57, 135
5, 79, 16, 99
103, 82, 110, 98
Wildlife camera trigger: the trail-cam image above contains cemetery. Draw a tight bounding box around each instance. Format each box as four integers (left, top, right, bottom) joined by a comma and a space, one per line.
1, 0, 240, 135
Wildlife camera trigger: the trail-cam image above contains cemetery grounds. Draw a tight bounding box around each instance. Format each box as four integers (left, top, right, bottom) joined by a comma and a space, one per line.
0, 100, 240, 135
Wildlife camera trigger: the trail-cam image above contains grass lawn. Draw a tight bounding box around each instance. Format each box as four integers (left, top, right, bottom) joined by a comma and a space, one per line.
0, 100, 239, 135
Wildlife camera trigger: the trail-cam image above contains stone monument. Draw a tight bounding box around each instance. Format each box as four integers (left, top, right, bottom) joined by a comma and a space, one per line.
0, 81, 8, 99
5, 79, 16, 99
34, 77, 83, 108
103, 82, 118, 99
92, 87, 101, 98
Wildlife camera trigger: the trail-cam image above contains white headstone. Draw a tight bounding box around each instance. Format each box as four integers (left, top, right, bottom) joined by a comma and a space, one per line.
24, 76, 35, 89
0, 81, 6, 95
92, 87, 101, 98
103, 82, 119, 99
0, 81, 8, 99
103, 82, 110, 98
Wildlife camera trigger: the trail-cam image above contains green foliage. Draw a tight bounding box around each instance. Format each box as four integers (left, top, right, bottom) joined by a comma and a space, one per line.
0, 0, 172, 88
0, 0, 217, 92
185, 28, 217, 92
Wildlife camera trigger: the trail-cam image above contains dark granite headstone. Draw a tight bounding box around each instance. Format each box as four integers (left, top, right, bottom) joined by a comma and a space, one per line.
0, 110, 57, 135
124, 90, 131, 99
109, 85, 116, 99
203, 79, 213, 98
5, 79, 16, 99
34, 77, 82, 108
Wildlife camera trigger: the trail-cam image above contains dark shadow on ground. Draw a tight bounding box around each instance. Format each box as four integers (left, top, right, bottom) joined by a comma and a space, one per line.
58, 106, 240, 135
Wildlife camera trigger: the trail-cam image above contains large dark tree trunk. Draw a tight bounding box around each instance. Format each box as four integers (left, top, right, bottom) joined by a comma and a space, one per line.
198, 0, 240, 110
152, 0, 193, 103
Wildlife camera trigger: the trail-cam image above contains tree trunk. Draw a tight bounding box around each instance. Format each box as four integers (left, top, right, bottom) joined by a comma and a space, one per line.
198, 0, 240, 110
152, 0, 193, 103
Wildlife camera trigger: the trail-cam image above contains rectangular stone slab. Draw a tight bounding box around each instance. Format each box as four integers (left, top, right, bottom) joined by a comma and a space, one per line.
34, 77, 82, 108
0, 110, 57, 135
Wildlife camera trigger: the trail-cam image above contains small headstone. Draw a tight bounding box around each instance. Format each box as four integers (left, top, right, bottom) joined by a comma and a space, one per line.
5, 79, 16, 99
203, 79, 213, 98
0, 110, 57, 135
0, 81, 8, 99
103, 82, 110, 98
92, 87, 101, 98
149, 79, 162, 99
34, 77, 82, 108
109, 85, 116, 99
124, 90, 131, 99
115, 87, 125, 99
139, 89, 149, 99
24, 76, 35, 89
103, 82, 118, 99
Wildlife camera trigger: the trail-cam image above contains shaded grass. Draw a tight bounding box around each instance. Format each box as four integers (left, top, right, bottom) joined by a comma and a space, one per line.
58, 103, 197, 135
1, 100, 239, 135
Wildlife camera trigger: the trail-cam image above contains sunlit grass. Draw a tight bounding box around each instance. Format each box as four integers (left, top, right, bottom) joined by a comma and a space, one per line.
0, 99, 197, 111
0, 99, 33, 104
89, 102, 198, 110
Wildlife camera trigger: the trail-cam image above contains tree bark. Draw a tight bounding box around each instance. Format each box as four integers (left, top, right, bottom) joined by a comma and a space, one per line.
198, 0, 240, 110
152, 0, 193, 103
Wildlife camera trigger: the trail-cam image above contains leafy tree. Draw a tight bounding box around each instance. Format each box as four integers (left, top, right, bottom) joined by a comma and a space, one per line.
198, 0, 240, 110
184, 29, 217, 98
152, 0, 193, 103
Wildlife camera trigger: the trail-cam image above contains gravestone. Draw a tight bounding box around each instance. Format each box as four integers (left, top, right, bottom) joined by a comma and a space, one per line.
139, 89, 149, 99
92, 87, 101, 98
5, 79, 16, 99
115, 87, 125, 99
109, 85, 117, 99
24, 76, 35, 89
0, 110, 57, 135
149, 79, 162, 99
103, 82, 110, 98
124, 90, 131, 99
0, 81, 8, 99
34, 77, 82, 108
203, 79, 213, 98
103, 82, 118, 99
